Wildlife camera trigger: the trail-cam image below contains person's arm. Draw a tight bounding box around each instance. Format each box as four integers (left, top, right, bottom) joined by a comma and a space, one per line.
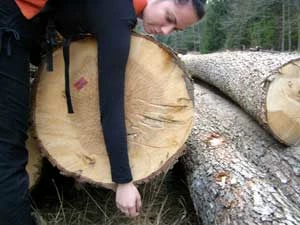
95, 18, 135, 183
85, 1, 141, 217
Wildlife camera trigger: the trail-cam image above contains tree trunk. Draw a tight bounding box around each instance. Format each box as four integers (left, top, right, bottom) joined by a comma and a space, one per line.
298, 23, 300, 51
282, 1, 286, 51
181, 51, 300, 146
181, 83, 300, 225
32, 34, 194, 190
296, 2, 300, 51
288, 0, 292, 52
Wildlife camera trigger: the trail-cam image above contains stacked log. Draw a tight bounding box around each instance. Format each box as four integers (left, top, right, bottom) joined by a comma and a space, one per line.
181, 52, 300, 145
181, 83, 300, 224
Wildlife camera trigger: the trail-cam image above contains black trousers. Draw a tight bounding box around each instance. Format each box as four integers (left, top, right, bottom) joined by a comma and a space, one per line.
0, 0, 41, 224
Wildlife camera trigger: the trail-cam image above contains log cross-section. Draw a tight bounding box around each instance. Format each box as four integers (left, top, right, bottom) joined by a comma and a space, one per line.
33, 34, 194, 190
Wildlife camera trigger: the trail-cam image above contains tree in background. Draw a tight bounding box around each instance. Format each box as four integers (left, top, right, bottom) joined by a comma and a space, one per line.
197, 0, 227, 53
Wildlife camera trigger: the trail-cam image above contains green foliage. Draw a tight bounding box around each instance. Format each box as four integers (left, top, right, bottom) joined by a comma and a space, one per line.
203, 0, 300, 52
248, 18, 276, 49
200, 0, 228, 53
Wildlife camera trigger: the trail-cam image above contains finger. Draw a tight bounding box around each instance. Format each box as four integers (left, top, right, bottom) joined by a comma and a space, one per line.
124, 210, 130, 217
120, 207, 130, 217
117, 204, 129, 216
136, 198, 142, 212
117, 203, 126, 214
128, 206, 138, 217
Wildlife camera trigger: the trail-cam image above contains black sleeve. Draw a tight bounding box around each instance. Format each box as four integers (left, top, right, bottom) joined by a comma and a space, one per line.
52, 0, 137, 184
95, 18, 135, 184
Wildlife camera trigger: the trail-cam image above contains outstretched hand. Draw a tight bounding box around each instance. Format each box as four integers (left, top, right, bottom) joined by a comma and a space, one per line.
116, 182, 142, 218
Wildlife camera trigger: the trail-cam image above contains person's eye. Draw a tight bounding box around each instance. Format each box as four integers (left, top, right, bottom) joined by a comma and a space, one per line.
174, 28, 183, 32
166, 13, 174, 23
166, 16, 173, 23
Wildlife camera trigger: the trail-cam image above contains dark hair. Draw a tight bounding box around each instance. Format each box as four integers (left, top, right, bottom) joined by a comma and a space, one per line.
176, 0, 206, 20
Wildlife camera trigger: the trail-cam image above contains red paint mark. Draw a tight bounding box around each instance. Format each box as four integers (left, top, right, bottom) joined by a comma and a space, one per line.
74, 77, 88, 91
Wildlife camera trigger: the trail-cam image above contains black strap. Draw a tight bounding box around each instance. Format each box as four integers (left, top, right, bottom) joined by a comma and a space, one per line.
62, 33, 88, 114
45, 18, 57, 71
44, 17, 75, 114
0, 27, 20, 56
63, 37, 74, 114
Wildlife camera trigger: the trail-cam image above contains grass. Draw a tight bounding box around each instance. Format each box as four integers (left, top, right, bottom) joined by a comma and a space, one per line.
30, 161, 200, 225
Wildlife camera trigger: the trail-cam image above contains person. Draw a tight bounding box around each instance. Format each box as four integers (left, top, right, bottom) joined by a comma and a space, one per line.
0, 0, 206, 224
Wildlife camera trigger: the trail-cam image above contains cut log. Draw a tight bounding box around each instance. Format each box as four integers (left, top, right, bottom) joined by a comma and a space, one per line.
181, 51, 300, 146
32, 34, 194, 190
26, 128, 43, 189
181, 83, 300, 224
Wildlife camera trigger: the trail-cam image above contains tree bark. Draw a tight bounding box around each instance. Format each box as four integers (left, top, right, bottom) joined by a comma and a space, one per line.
181, 82, 300, 225
27, 64, 43, 189
181, 51, 300, 146
26, 128, 43, 189
32, 34, 194, 190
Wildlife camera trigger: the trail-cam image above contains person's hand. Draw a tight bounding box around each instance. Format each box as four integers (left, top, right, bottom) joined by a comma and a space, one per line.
115, 182, 142, 218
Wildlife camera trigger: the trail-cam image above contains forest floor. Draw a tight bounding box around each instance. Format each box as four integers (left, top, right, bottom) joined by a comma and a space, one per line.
31, 160, 200, 225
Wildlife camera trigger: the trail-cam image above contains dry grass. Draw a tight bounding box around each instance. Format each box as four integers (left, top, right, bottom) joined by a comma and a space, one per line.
31, 161, 200, 225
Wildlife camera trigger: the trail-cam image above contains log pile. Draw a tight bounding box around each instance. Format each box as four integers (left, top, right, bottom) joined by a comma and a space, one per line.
27, 37, 300, 224
180, 51, 300, 224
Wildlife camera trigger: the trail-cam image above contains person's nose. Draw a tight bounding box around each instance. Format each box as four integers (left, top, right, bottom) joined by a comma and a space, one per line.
161, 24, 175, 35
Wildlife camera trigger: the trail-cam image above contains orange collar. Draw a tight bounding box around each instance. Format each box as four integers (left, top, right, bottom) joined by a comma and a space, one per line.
133, 0, 147, 16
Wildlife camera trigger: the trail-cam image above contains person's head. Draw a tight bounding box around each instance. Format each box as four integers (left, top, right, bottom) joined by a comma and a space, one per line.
141, 0, 206, 35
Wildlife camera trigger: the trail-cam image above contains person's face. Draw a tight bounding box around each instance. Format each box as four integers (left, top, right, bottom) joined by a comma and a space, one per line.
141, 0, 199, 35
